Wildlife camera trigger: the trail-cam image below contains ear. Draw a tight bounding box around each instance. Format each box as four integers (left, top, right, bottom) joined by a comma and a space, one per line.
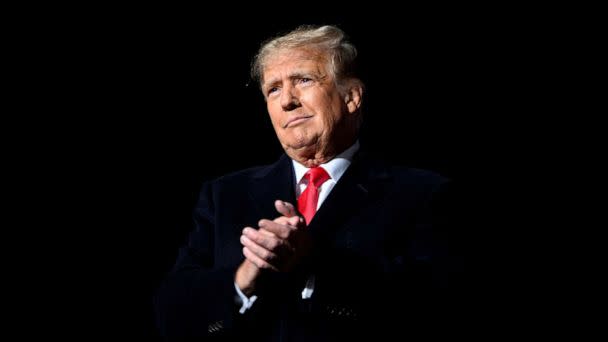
343, 80, 363, 114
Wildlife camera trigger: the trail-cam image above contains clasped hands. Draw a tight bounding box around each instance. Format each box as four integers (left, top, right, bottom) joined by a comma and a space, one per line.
235, 200, 312, 295
241, 200, 312, 272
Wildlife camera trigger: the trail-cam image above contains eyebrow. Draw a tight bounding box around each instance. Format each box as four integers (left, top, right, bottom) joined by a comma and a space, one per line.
263, 71, 317, 91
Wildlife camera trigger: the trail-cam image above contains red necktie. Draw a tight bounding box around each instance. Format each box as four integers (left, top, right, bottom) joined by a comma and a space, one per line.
297, 167, 330, 225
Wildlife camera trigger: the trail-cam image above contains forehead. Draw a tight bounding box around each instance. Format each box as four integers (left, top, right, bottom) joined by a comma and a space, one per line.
262, 48, 328, 78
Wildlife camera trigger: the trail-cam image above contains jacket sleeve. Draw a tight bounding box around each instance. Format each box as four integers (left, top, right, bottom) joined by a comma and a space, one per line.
153, 180, 241, 339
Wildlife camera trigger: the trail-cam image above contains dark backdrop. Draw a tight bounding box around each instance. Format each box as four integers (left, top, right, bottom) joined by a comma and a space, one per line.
32, 6, 522, 338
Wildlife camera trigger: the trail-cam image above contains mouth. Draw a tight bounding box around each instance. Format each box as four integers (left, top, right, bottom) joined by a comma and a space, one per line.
284, 115, 313, 128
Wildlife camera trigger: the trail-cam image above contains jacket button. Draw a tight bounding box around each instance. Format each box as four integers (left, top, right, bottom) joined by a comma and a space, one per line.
207, 320, 223, 334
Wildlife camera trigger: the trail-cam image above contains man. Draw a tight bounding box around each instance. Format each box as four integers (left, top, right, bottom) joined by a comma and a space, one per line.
154, 25, 462, 340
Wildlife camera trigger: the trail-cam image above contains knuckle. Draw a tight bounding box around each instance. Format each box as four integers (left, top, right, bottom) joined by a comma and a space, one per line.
260, 249, 269, 259
259, 236, 269, 247
268, 239, 279, 250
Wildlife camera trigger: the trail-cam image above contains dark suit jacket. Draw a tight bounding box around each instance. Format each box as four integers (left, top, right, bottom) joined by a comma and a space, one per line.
154, 150, 464, 341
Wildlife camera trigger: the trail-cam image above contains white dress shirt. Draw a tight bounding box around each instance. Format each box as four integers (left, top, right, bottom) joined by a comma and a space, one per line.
235, 141, 360, 313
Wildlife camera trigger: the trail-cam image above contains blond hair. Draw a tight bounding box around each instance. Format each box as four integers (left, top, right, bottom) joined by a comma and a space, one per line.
251, 25, 359, 87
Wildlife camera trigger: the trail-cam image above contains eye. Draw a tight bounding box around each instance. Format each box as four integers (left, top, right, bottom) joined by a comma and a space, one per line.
267, 87, 279, 96
297, 77, 312, 84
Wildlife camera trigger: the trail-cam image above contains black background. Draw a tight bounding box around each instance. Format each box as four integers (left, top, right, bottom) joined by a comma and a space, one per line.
15, 5, 538, 338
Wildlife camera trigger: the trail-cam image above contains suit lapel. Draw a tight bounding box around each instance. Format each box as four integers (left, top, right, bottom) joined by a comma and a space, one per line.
248, 154, 297, 220
307, 151, 390, 238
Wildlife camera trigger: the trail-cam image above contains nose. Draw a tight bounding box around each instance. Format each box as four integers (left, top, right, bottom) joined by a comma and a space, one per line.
280, 85, 301, 111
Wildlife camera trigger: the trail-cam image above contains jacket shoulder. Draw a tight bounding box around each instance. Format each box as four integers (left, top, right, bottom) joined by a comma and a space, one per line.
200, 154, 289, 190
364, 157, 449, 192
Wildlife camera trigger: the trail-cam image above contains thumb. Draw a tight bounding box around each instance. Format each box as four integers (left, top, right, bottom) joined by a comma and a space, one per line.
287, 215, 303, 227
274, 200, 297, 217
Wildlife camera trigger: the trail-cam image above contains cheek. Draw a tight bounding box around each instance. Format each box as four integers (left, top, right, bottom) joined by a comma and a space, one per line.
267, 105, 282, 126
319, 104, 341, 127
312, 92, 341, 118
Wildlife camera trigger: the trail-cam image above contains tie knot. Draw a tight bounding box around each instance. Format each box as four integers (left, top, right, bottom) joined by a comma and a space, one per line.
305, 167, 330, 187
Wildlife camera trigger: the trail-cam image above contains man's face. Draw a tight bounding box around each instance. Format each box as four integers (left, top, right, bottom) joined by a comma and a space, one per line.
261, 48, 354, 162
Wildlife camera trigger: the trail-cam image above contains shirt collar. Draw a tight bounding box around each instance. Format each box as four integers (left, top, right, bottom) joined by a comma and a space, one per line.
292, 140, 360, 184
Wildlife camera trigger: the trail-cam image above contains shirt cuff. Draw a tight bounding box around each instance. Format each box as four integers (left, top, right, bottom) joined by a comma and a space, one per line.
301, 274, 315, 299
234, 282, 258, 314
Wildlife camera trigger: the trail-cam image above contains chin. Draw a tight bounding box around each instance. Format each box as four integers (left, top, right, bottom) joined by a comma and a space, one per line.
283, 137, 308, 150
282, 132, 323, 153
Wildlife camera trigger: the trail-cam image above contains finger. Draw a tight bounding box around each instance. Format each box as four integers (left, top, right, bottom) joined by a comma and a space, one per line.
287, 215, 304, 228
259, 228, 294, 252
243, 227, 282, 251
273, 216, 291, 225
258, 219, 292, 239
242, 246, 278, 271
275, 200, 297, 217
257, 228, 278, 238
241, 235, 278, 263
273, 215, 304, 228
